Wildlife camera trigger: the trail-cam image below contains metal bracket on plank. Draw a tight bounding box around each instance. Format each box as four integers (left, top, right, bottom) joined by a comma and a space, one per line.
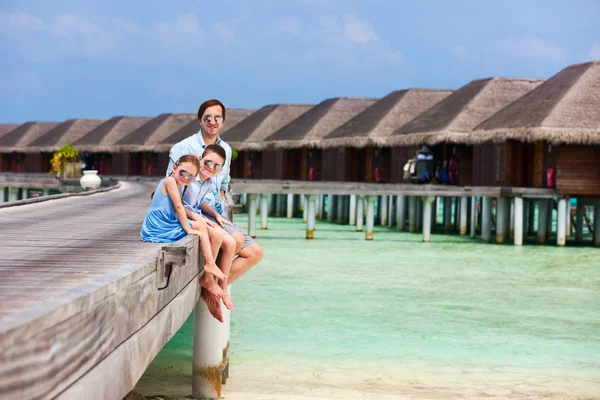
157, 246, 188, 290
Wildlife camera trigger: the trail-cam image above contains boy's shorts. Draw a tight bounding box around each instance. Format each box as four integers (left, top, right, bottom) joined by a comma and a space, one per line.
204, 215, 256, 250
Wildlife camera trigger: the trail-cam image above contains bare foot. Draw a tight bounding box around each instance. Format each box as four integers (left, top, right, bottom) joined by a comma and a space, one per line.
202, 288, 224, 323
199, 273, 225, 300
222, 291, 234, 310
204, 262, 227, 281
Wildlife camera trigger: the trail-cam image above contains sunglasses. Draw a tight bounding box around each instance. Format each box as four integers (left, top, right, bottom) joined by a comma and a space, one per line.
178, 169, 196, 180
202, 114, 223, 124
203, 159, 223, 173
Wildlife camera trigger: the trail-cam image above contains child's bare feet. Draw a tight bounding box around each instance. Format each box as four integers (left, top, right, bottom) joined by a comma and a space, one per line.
201, 288, 224, 323
222, 291, 234, 310
204, 262, 226, 281
199, 273, 225, 300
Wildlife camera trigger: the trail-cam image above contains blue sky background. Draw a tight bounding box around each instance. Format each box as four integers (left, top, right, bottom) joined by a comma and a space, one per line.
1, 0, 598, 123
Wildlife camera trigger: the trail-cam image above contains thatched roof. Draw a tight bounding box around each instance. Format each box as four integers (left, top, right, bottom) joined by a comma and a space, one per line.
0, 122, 59, 151
0, 124, 18, 140
73, 116, 153, 152
152, 108, 257, 152
19, 119, 106, 153
113, 113, 197, 152
319, 89, 453, 149
388, 77, 544, 146
255, 97, 378, 150
470, 61, 600, 145
225, 104, 313, 150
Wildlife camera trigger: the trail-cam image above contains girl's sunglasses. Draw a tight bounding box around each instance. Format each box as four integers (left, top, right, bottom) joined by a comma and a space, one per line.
203, 159, 223, 173
178, 169, 196, 180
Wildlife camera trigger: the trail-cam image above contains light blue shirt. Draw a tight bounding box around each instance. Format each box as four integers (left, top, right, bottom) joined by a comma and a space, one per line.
182, 177, 215, 215
167, 130, 232, 215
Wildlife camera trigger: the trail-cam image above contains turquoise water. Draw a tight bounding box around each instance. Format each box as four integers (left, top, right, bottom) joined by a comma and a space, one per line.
136, 214, 600, 397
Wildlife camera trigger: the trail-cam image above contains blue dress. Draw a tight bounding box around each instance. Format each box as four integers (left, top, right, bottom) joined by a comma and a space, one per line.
141, 179, 192, 242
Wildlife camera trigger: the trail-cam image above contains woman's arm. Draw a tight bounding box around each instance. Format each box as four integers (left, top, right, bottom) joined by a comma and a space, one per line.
164, 177, 193, 233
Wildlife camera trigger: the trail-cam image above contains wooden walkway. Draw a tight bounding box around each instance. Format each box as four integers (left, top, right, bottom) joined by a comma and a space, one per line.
0, 181, 204, 400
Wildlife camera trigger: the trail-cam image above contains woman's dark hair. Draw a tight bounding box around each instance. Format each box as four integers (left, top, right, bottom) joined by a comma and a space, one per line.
202, 144, 227, 162
197, 99, 226, 121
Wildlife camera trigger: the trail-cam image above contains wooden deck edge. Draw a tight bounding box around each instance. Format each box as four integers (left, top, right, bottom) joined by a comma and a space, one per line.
0, 181, 121, 209
56, 267, 201, 400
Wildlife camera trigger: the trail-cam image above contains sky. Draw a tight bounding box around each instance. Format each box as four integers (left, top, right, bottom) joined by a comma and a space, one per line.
1, 0, 599, 123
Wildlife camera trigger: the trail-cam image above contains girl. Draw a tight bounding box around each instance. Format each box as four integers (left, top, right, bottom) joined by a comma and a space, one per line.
141, 154, 227, 298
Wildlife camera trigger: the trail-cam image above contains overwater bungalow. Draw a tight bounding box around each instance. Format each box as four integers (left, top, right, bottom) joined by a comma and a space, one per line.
318, 89, 452, 183
226, 104, 313, 179
387, 77, 543, 186
256, 97, 377, 181
0, 122, 59, 172
113, 113, 196, 176
0, 124, 18, 172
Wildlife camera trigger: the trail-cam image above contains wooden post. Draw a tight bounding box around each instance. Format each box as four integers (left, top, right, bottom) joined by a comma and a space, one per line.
317, 194, 324, 220
387, 195, 394, 228
444, 197, 452, 233
365, 196, 376, 240
557, 197, 567, 246
396, 195, 406, 231
422, 196, 436, 242
337, 195, 345, 224
192, 296, 225, 399
248, 194, 258, 238
537, 200, 547, 244
408, 196, 417, 233
306, 195, 317, 239
459, 196, 468, 236
260, 194, 269, 230
514, 197, 524, 246
349, 194, 357, 226
380, 195, 388, 226
496, 197, 507, 244
356, 195, 364, 232
327, 194, 335, 222
470, 196, 477, 238
594, 201, 600, 247
575, 199, 585, 241
286, 194, 294, 218
481, 196, 492, 242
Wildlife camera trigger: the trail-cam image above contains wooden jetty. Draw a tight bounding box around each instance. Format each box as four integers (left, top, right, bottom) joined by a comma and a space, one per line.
0, 180, 227, 400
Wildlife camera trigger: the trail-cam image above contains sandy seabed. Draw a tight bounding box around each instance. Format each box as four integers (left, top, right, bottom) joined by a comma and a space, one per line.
135, 361, 600, 400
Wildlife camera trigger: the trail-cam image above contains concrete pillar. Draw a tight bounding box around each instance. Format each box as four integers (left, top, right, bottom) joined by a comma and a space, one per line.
274, 194, 282, 217
248, 194, 258, 238
594, 201, 600, 246
523, 200, 529, 238
470, 196, 477, 238
241, 193, 247, 207
557, 198, 567, 246
422, 196, 436, 242
380, 195, 388, 226
514, 197, 524, 246
481, 196, 492, 242
260, 194, 269, 229
566, 197, 572, 238
444, 197, 452, 233
416, 197, 422, 231
528, 201, 536, 235
396, 195, 406, 231
496, 197, 508, 244
337, 195, 345, 224
365, 196, 376, 240
537, 200, 548, 244
547, 201, 554, 238
508, 200, 514, 238
349, 194, 357, 226
408, 196, 417, 233
356, 195, 364, 232
327, 194, 335, 222
343, 195, 350, 224
192, 295, 225, 399
8, 187, 19, 202
306, 195, 317, 239
575, 199, 585, 241
0, 187, 6, 202
317, 194, 324, 220
459, 197, 468, 236
286, 193, 294, 218
43, 188, 50, 197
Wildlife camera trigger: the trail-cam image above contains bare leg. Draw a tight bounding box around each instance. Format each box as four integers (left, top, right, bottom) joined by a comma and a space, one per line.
193, 220, 226, 281
201, 288, 223, 323
217, 234, 236, 309
228, 242, 263, 284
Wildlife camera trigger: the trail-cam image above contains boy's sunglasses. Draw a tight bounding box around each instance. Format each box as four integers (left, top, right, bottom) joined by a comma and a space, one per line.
178, 169, 195, 180
203, 159, 223, 173
202, 114, 223, 123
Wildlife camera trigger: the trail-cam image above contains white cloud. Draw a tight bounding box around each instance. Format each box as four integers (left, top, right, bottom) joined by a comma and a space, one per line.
153, 13, 204, 48
453, 45, 466, 57
343, 15, 377, 44
588, 43, 600, 60
489, 34, 567, 62
276, 16, 303, 36
0, 11, 43, 33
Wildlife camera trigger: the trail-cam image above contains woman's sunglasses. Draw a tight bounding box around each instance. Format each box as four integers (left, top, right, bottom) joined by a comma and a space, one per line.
203, 159, 223, 173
